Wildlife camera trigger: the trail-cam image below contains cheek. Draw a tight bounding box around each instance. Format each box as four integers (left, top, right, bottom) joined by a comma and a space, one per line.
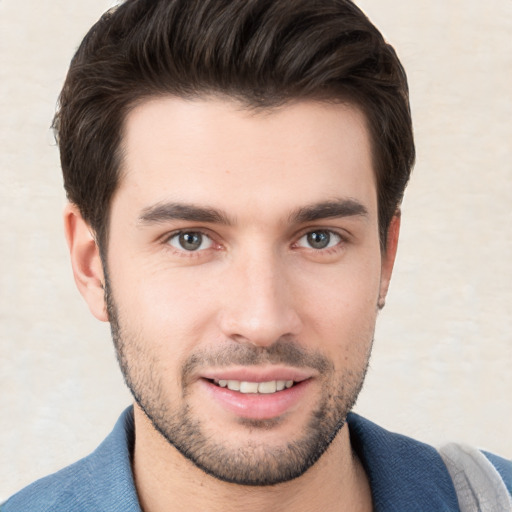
295, 259, 381, 351
112, 264, 221, 350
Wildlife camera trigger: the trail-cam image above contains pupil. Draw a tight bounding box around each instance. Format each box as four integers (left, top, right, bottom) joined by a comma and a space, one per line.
179, 232, 202, 251
307, 231, 330, 249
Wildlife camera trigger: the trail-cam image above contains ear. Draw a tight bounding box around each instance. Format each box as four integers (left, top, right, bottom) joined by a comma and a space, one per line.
378, 211, 401, 309
64, 203, 108, 322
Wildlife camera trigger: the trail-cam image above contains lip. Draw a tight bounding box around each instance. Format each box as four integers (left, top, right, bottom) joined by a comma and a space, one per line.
200, 376, 312, 420
200, 366, 313, 383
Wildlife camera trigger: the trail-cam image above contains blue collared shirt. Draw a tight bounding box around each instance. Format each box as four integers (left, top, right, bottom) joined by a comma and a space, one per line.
3, 407, 511, 511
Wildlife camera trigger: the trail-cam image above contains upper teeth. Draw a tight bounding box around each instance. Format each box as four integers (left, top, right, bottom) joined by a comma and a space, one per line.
216, 379, 294, 394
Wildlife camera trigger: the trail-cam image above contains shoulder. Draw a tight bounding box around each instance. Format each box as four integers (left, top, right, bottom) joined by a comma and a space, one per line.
482, 450, 512, 493
1, 407, 140, 512
346, 413, 511, 511
1, 456, 96, 512
439, 443, 512, 510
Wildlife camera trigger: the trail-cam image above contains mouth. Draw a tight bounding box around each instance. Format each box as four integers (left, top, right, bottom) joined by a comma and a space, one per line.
208, 378, 297, 394
200, 375, 311, 420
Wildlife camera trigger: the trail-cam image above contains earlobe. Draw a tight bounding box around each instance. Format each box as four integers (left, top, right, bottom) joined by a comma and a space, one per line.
63, 204, 108, 322
378, 211, 401, 309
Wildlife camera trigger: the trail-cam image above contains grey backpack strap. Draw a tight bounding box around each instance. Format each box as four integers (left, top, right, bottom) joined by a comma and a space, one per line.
439, 443, 512, 512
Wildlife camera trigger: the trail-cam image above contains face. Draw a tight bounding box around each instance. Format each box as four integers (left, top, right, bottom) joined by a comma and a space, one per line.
101, 97, 396, 485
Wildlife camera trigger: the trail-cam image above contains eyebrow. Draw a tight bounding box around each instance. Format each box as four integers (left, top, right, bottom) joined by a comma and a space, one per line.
289, 199, 368, 224
138, 198, 368, 227
138, 202, 233, 226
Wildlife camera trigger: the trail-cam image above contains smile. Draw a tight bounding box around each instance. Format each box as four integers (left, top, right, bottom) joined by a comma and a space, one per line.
202, 376, 311, 419
213, 379, 295, 394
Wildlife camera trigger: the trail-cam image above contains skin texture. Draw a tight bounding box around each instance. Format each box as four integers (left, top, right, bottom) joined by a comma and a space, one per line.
65, 97, 399, 512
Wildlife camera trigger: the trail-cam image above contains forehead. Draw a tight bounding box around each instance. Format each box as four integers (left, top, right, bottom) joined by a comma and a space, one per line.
116, 96, 377, 222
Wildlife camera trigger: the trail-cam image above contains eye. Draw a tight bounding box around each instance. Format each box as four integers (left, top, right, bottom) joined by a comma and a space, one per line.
167, 231, 213, 252
297, 230, 341, 250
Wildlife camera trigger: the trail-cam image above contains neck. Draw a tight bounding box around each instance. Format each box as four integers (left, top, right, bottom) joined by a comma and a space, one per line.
132, 405, 373, 512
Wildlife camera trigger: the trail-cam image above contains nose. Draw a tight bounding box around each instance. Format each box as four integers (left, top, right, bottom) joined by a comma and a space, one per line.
218, 250, 302, 347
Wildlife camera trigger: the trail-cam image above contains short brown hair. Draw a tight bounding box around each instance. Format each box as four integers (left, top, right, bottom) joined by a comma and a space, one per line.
54, 0, 415, 249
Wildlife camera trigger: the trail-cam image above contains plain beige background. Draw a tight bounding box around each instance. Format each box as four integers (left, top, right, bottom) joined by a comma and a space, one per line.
1, 0, 511, 501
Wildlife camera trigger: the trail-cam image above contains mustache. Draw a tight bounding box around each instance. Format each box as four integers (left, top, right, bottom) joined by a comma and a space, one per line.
181, 339, 332, 384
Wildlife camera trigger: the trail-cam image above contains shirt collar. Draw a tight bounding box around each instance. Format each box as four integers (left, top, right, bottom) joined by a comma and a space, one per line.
347, 412, 459, 511
86, 406, 141, 512
99, 407, 459, 511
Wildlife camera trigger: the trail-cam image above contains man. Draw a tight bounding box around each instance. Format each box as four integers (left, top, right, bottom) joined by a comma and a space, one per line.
2, 0, 511, 511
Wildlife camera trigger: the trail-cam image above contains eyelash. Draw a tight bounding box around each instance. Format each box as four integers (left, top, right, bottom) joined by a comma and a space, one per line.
300, 230, 338, 246
163, 230, 219, 257
292, 229, 347, 254
162, 228, 348, 257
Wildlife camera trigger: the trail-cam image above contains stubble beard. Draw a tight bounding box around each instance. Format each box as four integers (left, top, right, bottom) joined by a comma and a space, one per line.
104, 276, 372, 486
